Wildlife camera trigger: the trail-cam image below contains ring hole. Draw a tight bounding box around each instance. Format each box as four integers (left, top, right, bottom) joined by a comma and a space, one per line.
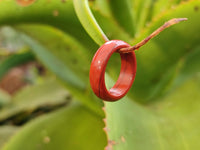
105, 53, 121, 90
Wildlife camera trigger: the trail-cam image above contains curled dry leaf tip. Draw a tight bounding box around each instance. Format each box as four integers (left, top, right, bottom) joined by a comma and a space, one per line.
119, 18, 188, 53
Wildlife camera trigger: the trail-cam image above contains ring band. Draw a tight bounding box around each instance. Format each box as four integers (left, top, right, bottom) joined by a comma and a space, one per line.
90, 40, 137, 101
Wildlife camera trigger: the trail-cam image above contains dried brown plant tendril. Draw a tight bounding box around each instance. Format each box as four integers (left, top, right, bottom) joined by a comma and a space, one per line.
119, 18, 188, 53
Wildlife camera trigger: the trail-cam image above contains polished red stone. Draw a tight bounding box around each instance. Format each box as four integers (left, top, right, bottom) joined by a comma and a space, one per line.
90, 40, 137, 101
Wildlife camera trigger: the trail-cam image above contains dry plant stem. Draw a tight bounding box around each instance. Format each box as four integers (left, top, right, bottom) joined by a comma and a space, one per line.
119, 18, 188, 53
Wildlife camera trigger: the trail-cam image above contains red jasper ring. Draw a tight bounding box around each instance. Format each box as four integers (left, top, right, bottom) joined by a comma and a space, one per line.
90, 40, 137, 101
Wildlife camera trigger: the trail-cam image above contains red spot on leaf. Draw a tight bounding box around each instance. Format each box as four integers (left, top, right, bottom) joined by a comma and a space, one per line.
16, 0, 36, 6
121, 136, 126, 143
53, 10, 59, 17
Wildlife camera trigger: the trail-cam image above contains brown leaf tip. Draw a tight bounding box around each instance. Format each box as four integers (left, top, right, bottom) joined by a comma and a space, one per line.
119, 18, 188, 53
164, 18, 188, 27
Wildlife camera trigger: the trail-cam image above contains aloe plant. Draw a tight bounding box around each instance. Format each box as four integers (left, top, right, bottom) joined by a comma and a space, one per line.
0, 0, 200, 150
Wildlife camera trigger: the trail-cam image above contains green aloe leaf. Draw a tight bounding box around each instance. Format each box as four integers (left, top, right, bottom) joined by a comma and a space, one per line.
0, 0, 96, 50
73, 0, 109, 45
16, 25, 92, 82
0, 79, 70, 123
20, 34, 85, 90
0, 51, 35, 79
2, 103, 107, 150
105, 74, 200, 150
14, 25, 103, 116
107, 0, 136, 37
